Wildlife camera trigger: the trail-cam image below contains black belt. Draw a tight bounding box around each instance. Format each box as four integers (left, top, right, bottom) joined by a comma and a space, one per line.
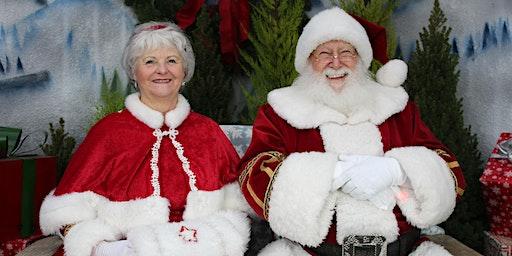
306, 228, 420, 256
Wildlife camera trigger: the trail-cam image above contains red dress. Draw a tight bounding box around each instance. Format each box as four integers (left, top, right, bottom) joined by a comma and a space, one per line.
40, 93, 251, 256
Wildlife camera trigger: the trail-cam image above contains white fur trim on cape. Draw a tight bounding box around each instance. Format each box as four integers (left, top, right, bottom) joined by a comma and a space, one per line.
127, 210, 250, 256
63, 219, 121, 256
295, 7, 372, 74
258, 239, 310, 256
385, 147, 456, 228
319, 122, 383, 156
376, 59, 408, 88
125, 93, 191, 129
267, 152, 338, 247
409, 241, 452, 256
96, 196, 169, 234
335, 193, 399, 243
183, 182, 254, 220
39, 190, 105, 235
40, 190, 170, 236
267, 81, 408, 129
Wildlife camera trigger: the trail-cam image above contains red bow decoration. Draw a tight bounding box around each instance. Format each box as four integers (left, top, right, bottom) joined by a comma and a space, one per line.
176, 0, 250, 64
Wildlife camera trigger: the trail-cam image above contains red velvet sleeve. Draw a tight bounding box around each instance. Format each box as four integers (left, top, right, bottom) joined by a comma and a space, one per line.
238, 105, 289, 219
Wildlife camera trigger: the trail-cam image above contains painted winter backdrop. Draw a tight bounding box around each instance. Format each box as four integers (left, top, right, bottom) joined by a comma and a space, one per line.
1, 0, 511, 157
0, 0, 136, 150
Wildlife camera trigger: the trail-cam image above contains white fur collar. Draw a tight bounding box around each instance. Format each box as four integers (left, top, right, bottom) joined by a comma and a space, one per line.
267, 82, 408, 129
125, 93, 191, 129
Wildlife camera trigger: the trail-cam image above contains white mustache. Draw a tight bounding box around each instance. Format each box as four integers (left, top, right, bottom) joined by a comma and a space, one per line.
323, 68, 351, 78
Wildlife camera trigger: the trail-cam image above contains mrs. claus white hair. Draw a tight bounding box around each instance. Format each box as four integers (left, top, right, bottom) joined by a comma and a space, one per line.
122, 21, 195, 83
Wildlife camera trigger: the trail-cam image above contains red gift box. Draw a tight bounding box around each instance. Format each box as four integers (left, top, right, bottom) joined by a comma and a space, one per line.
480, 133, 512, 238
484, 231, 512, 256
0, 156, 57, 242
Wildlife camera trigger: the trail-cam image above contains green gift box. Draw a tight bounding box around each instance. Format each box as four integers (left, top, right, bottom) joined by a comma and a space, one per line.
0, 127, 22, 159
0, 156, 57, 241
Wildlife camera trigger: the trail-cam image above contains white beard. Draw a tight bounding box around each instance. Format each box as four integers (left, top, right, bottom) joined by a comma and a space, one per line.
293, 63, 379, 117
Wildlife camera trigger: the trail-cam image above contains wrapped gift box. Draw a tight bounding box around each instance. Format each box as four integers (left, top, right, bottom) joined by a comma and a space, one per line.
0, 156, 57, 242
484, 231, 512, 256
480, 133, 512, 238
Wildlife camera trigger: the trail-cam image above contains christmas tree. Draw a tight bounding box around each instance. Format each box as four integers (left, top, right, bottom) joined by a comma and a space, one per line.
124, 0, 184, 23
182, 6, 234, 123
240, 0, 305, 122
404, 0, 487, 251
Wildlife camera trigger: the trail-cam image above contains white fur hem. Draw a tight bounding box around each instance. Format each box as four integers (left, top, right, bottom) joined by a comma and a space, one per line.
409, 241, 452, 256
127, 210, 250, 256
268, 152, 338, 247
183, 182, 254, 220
258, 239, 309, 256
336, 193, 399, 243
64, 219, 121, 256
385, 147, 456, 228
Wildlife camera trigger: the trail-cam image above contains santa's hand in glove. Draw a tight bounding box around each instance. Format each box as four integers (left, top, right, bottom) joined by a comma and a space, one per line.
92, 240, 135, 256
332, 154, 406, 201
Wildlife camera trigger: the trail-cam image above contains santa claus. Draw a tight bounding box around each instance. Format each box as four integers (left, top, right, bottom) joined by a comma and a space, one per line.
239, 7, 465, 256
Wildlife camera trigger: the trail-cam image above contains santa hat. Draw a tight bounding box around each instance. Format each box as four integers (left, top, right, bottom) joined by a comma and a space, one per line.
295, 7, 407, 87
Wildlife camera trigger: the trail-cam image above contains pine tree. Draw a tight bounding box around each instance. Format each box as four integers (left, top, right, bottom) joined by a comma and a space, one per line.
404, 0, 487, 252
182, 6, 234, 123
240, 0, 305, 123
91, 69, 133, 125
40, 118, 76, 182
335, 0, 399, 70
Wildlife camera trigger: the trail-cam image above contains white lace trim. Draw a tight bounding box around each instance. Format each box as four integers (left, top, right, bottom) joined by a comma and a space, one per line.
150, 128, 198, 196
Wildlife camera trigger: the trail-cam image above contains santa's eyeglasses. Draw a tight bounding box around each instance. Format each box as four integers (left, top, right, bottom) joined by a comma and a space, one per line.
312, 48, 357, 64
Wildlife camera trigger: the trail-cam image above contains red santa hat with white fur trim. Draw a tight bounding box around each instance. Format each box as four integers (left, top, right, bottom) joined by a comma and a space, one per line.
295, 7, 407, 87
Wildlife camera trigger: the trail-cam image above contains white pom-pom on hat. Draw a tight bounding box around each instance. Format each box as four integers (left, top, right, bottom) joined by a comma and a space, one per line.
376, 59, 408, 87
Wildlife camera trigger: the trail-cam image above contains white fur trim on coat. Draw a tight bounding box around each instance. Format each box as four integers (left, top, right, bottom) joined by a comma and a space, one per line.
409, 241, 453, 256
335, 193, 399, 243
267, 80, 408, 130
63, 219, 121, 256
125, 93, 191, 129
385, 147, 456, 228
258, 239, 310, 256
127, 210, 250, 256
267, 152, 338, 247
183, 182, 254, 220
319, 122, 383, 156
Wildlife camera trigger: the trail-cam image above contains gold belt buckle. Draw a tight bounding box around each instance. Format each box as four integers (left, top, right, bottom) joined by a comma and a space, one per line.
341, 235, 386, 256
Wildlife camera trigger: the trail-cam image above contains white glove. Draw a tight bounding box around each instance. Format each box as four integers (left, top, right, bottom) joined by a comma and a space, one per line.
92, 240, 135, 256
332, 154, 405, 200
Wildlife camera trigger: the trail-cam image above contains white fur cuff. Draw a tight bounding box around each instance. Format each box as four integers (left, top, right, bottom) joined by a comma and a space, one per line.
409, 241, 452, 256
39, 190, 105, 235
267, 152, 338, 247
64, 219, 121, 256
385, 147, 456, 228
